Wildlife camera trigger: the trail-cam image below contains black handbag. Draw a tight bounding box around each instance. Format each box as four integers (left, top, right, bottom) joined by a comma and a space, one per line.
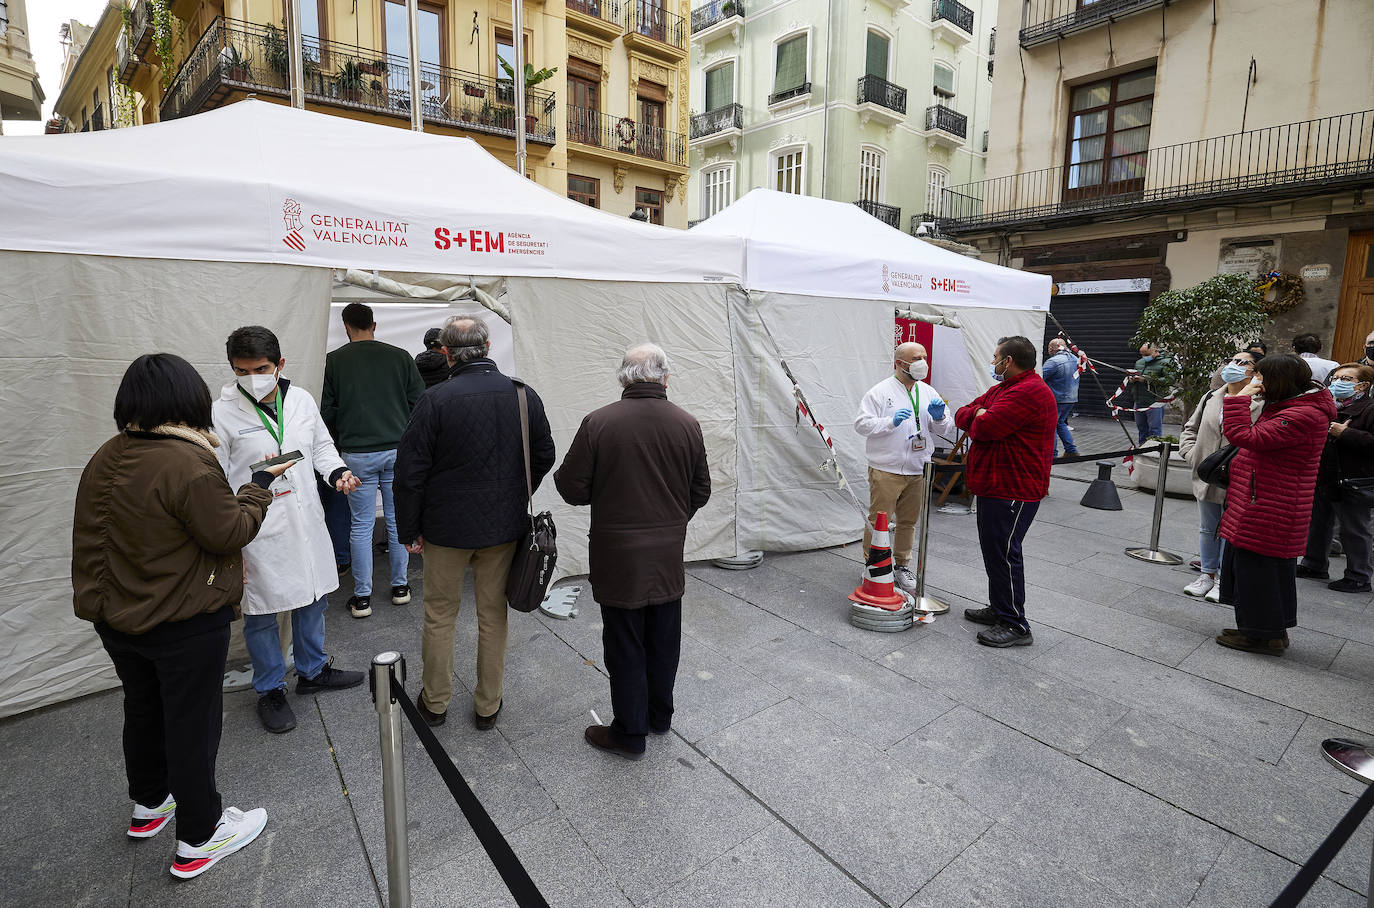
505, 382, 557, 613
1197, 444, 1238, 488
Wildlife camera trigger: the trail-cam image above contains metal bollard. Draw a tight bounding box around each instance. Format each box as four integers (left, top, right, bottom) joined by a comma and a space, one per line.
914, 461, 951, 615
372, 652, 411, 908
1125, 441, 1184, 565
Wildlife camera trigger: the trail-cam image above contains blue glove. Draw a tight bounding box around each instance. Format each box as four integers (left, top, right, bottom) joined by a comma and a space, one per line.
892, 408, 913, 427
928, 399, 947, 421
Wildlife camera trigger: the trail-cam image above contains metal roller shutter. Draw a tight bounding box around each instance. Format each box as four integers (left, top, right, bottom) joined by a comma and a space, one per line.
1042, 292, 1150, 418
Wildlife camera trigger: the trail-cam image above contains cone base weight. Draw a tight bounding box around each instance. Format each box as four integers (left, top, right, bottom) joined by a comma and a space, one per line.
1124, 547, 1184, 565
912, 595, 949, 615
1320, 738, 1374, 784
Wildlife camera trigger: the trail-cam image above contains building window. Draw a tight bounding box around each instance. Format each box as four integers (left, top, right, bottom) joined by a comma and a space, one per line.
568, 175, 600, 208
0, 0, 7, 37
568, 59, 600, 144
637, 87, 666, 160
636, 187, 665, 225
773, 34, 808, 98
705, 61, 734, 111
933, 62, 956, 101
1065, 66, 1155, 197
701, 164, 734, 218
384, 1, 443, 98
865, 30, 890, 79
926, 166, 948, 217
859, 147, 885, 203
773, 146, 805, 195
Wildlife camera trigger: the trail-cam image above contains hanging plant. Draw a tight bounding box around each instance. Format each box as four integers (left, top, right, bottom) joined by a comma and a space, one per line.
114, 83, 138, 128
150, 0, 175, 88
1255, 270, 1304, 316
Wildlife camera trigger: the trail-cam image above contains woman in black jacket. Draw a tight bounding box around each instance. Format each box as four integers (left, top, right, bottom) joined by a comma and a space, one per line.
1297, 362, 1374, 593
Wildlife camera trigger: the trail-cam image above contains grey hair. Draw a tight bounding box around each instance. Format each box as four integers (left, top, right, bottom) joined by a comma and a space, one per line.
439, 316, 489, 364
617, 343, 671, 387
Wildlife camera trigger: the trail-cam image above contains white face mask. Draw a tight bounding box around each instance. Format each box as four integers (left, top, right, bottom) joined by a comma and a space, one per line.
237, 371, 279, 400
902, 359, 929, 382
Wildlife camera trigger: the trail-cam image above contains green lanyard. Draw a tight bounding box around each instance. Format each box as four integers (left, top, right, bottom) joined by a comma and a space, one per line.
904, 382, 922, 439
239, 385, 285, 453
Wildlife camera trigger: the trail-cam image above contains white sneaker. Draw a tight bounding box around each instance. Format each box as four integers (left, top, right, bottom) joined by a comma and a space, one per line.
1183, 576, 1214, 597
893, 565, 919, 592
170, 807, 268, 880
1205, 582, 1221, 603
128, 793, 176, 839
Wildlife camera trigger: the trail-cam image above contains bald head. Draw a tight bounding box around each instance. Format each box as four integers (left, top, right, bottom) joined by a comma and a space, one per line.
1048, 338, 1066, 356
617, 343, 671, 388
894, 342, 928, 386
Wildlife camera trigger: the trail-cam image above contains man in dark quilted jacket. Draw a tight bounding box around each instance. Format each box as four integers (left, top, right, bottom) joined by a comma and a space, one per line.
395, 316, 555, 730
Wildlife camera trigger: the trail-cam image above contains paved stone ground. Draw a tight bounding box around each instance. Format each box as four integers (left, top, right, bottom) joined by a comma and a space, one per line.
3, 422, 1371, 907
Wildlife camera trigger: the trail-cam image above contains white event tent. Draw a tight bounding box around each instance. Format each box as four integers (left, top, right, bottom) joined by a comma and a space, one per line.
692, 190, 1051, 552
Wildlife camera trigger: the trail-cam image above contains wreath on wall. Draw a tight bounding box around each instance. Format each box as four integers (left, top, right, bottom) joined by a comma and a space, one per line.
1255, 270, 1304, 316
615, 116, 637, 145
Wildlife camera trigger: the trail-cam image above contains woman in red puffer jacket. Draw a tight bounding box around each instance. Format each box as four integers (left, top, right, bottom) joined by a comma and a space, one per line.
1217, 354, 1337, 656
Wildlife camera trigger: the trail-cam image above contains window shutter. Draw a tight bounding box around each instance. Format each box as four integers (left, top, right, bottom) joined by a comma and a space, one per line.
933, 63, 955, 97
774, 36, 807, 93
706, 63, 734, 111
865, 32, 889, 79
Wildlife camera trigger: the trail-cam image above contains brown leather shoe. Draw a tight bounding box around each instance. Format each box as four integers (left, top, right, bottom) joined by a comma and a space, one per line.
584, 724, 644, 760
1215, 632, 1284, 656
1220, 628, 1290, 649
474, 700, 501, 731
416, 689, 446, 727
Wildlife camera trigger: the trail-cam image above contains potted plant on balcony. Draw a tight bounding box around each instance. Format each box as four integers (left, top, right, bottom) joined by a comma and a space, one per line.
463, 81, 486, 99
498, 59, 559, 133
221, 45, 253, 83
264, 22, 289, 78
336, 60, 367, 103
721, 0, 741, 17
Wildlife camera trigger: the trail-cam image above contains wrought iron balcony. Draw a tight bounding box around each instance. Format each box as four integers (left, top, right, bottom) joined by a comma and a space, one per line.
769, 82, 811, 106
855, 200, 901, 229
567, 105, 687, 167
117, 29, 136, 84
691, 0, 744, 34
566, 0, 623, 38
159, 18, 556, 145
690, 102, 742, 140
982, 129, 988, 152
931, 0, 974, 35
857, 74, 907, 115
624, 1, 687, 53
128, 0, 153, 57
936, 109, 1374, 234
1020, 0, 1167, 47
925, 104, 967, 139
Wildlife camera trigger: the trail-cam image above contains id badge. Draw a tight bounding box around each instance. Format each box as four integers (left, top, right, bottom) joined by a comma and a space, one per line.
910, 434, 926, 453
269, 467, 296, 499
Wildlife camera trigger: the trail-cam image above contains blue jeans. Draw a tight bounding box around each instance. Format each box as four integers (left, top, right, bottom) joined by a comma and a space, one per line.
1135, 407, 1163, 443
1054, 401, 1078, 455
1198, 498, 1225, 576
243, 596, 328, 695
318, 477, 351, 567
343, 450, 410, 597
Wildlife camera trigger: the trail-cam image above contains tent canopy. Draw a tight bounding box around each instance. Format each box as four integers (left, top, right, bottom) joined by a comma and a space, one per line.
0, 100, 743, 284
693, 189, 1048, 310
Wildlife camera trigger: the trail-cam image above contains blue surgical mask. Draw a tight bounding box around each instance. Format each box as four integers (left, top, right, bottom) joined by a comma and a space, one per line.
1141, 354, 1155, 362
990, 358, 1006, 383
1330, 379, 1358, 400
1220, 363, 1250, 384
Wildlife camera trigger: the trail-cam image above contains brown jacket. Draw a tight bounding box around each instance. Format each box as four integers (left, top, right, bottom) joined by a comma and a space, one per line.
554, 383, 711, 609
72, 428, 273, 635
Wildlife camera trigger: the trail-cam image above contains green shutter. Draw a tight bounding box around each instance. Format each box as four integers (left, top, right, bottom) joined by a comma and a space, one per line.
865, 32, 889, 79
774, 36, 807, 94
706, 63, 734, 111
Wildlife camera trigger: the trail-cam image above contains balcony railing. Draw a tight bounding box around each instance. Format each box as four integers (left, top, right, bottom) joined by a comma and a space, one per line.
117, 29, 136, 83
691, 0, 744, 34
690, 102, 742, 139
567, 0, 622, 30
925, 104, 967, 138
982, 129, 988, 152
625, 2, 687, 50
567, 105, 687, 167
857, 74, 907, 114
769, 82, 811, 106
128, 0, 153, 56
937, 109, 1374, 233
1020, 0, 1166, 47
932, 0, 974, 35
159, 18, 556, 145
855, 200, 901, 229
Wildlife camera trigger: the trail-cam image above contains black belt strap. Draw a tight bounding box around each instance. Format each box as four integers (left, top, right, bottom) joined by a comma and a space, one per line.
1269, 782, 1374, 907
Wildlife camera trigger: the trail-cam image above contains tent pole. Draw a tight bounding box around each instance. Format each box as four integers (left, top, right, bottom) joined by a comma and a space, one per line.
513, 0, 528, 176
286, 0, 304, 109
406, 0, 424, 131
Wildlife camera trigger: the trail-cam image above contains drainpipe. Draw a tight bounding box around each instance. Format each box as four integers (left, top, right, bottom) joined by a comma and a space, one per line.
406, 0, 423, 130
819, 0, 833, 196
287, 0, 304, 109
513, 0, 528, 176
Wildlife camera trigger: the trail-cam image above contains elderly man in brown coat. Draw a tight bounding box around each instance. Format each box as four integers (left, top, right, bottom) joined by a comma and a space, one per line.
555, 343, 712, 759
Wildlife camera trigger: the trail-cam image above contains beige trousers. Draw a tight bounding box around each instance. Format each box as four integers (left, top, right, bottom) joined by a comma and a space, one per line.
864, 467, 925, 566
419, 540, 517, 717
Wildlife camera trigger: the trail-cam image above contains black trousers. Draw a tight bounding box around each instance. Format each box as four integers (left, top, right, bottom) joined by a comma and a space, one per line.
1220, 543, 1298, 638
96, 615, 229, 846
975, 497, 1040, 634
600, 599, 682, 752
1301, 491, 1374, 584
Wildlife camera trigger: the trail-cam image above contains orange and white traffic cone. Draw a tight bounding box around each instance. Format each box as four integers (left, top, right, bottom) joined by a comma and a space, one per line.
849, 512, 908, 611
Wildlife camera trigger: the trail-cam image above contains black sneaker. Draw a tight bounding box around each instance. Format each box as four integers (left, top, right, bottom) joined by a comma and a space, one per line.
348, 595, 371, 618
417, 689, 446, 727
296, 663, 365, 694
963, 607, 997, 626
474, 700, 502, 731
977, 623, 1034, 648
257, 689, 296, 734
1329, 578, 1372, 593
1296, 565, 1330, 581
391, 585, 411, 605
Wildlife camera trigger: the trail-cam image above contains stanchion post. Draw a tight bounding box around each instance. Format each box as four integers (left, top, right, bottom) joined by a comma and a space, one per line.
372, 652, 411, 908
1125, 441, 1184, 565
914, 461, 950, 615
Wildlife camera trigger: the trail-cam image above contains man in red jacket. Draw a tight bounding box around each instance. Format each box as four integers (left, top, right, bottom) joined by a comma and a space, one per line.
954, 336, 1059, 647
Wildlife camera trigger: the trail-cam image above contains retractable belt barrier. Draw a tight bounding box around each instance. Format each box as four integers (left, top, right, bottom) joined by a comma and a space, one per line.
927, 442, 1165, 478
1269, 782, 1374, 908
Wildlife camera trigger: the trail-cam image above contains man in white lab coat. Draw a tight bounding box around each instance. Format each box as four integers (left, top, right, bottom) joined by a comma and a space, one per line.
213, 326, 365, 734
853, 341, 957, 591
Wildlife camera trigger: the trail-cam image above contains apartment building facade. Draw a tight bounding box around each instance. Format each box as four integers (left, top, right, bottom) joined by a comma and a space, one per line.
685, 0, 996, 234
938, 0, 1374, 410
0, 0, 44, 132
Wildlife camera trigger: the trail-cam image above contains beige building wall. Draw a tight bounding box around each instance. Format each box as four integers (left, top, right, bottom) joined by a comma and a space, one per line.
0, 0, 45, 128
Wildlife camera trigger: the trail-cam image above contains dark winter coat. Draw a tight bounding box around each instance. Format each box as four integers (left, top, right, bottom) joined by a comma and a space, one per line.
1316, 394, 1374, 499
554, 382, 711, 609
1219, 389, 1337, 558
415, 349, 450, 389
394, 359, 555, 550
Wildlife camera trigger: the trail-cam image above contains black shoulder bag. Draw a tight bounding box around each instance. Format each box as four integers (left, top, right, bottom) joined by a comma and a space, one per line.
506, 383, 558, 613
1194, 392, 1237, 488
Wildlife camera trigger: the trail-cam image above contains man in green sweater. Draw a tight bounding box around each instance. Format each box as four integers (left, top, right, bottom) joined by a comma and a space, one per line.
322, 303, 426, 618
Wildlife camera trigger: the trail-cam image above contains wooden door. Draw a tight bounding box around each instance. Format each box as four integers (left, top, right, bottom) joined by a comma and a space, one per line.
1333, 231, 1374, 362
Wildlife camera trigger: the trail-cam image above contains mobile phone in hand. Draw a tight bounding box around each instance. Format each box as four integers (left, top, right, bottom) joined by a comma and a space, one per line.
249, 450, 305, 473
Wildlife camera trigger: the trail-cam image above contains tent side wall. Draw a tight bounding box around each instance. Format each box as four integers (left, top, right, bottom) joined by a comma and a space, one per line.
0, 250, 331, 718
507, 278, 740, 579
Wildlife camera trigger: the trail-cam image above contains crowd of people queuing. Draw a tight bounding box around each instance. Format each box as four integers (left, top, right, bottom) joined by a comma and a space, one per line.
68, 304, 1374, 882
